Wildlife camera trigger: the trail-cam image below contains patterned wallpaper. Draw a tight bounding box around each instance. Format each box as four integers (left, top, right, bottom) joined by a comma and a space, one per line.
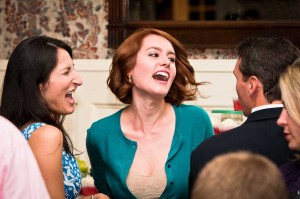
0, 0, 237, 59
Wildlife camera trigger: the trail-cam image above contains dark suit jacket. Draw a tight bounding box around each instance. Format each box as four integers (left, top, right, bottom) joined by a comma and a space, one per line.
189, 107, 295, 194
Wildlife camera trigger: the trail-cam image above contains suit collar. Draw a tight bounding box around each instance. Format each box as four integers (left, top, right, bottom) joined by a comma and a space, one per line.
245, 107, 282, 123
251, 104, 283, 113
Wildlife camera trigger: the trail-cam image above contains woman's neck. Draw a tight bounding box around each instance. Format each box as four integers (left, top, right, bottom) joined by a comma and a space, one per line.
127, 101, 169, 133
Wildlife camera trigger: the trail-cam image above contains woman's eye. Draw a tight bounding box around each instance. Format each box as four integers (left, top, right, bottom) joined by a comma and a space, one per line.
169, 58, 175, 63
64, 69, 70, 75
149, 53, 159, 57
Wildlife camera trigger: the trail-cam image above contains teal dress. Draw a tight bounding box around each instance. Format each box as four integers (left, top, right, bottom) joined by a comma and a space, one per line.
87, 104, 214, 198
22, 122, 82, 199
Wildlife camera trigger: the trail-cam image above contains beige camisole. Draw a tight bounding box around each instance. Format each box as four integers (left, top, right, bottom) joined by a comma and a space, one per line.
126, 168, 167, 199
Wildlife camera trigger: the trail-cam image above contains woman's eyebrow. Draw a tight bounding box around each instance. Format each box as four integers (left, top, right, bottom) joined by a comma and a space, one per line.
146, 46, 175, 55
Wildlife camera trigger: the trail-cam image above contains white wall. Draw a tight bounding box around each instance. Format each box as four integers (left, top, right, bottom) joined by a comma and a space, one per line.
0, 59, 237, 165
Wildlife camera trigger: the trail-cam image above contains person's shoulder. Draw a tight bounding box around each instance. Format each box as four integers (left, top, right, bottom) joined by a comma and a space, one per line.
0, 116, 26, 149
29, 124, 63, 154
0, 116, 20, 135
175, 104, 211, 126
34, 124, 62, 139
88, 109, 123, 135
197, 132, 222, 146
194, 128, 238, 150
33, 124, 63, 143
190, 133, 228, 173
174, 104, 207, 115
191, 134, 227, 164
87, 109, 124, 140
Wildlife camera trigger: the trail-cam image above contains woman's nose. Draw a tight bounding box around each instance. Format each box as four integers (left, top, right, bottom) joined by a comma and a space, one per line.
160, 57, 171, 66
72, 72, 83, 86
277, 109, 287, 127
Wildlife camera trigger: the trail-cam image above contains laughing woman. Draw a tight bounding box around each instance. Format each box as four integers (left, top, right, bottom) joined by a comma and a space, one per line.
0, 36, 84, 199
86, 28, 214, 199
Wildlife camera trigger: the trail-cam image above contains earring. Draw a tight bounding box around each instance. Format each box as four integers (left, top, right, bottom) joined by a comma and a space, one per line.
128, 75, 132, 83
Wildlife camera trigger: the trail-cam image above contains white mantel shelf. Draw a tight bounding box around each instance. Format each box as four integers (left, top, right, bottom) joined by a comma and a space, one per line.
0, 59, 237, 165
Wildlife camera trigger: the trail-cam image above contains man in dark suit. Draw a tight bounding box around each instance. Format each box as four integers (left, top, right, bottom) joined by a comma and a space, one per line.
189, 37, 300, 195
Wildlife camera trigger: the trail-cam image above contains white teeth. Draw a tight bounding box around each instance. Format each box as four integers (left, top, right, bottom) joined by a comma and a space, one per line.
155, 72, 169, 78
67, 91, 74, 95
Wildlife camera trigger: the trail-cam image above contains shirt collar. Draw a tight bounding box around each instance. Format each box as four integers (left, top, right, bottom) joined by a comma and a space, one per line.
251, 104, 283, 113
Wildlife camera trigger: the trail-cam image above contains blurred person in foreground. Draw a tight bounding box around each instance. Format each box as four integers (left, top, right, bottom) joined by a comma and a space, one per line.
277, 59, 300, 199
0, 115, 50, 199
189, 36, 300, 194
86, 28, 214, 199
191, 151, 288, 199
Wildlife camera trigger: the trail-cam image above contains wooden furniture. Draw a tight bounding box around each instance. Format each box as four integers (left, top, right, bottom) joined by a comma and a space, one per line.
107, 0, 300, 49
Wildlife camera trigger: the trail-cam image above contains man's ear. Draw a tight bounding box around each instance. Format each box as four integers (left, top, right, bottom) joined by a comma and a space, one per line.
248, 76, 259, 95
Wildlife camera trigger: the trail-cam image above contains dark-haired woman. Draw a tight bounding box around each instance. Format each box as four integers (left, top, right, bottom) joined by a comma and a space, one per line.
0, 36, 83, 199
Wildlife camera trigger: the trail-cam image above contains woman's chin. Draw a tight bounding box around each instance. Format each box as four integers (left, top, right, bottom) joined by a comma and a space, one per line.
67, 108, 75, 114
60, 108, 75, 115
289, 142, 299, 151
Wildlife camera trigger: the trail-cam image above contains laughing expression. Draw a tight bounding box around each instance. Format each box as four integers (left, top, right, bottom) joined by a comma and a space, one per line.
130, 34, 176, 100
40, 48, 83, 115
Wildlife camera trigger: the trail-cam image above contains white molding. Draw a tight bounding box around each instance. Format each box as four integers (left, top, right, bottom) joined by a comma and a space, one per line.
0, 59, 237, 72
0, 58, 238, 165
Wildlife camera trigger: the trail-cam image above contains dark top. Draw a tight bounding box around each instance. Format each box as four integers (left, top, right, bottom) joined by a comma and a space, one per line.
189, 107, 295, 195
281, 159, 300, 199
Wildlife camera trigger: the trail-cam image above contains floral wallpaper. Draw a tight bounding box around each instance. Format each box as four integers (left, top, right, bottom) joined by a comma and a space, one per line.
0, 0, 110, 59
0, 0, 236, 59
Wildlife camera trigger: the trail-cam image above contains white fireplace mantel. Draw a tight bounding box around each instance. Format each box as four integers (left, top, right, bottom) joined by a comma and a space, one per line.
0, 59, 237, 165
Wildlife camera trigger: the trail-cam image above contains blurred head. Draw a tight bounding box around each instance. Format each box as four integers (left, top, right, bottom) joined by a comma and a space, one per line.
0, 36, 82, 154
192, 151, 288, 199
107, 28, 204, 105
234, 37, 300, 116
277, 59, 300, 150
